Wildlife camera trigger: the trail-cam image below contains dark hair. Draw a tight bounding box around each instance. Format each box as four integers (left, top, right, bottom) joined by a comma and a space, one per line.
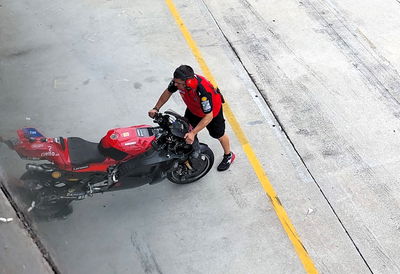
173, 65, 194, 80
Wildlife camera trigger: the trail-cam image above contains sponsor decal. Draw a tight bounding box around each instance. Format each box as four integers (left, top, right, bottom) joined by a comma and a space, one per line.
124, 142, 136, 146
40, 146, 59, 157
73, 166, 89, 171
201, 96, 207, 101
32, 143, 45, 149
122, 132, 130, 137
40, 151, 59, 157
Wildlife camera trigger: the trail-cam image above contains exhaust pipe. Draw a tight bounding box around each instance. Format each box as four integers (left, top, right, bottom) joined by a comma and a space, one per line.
26, 164, 53, 172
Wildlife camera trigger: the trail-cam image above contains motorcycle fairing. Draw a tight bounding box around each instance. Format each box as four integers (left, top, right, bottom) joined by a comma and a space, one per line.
13, 129, 68, 165
12, 128, 116, 172
99, 125, 155, 159
114, 147, 179, 188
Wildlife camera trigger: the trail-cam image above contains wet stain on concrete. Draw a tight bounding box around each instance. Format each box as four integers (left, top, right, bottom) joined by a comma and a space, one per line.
322, 148, 340, 158
247, 120, 263, 126
301, 153, 315, 162
82, 79, 90, 85
134, 82, 142, 89
393, 111, 400, 119
2, 45, 50, 60
5, 49, 34, 59
144, 76, 156, 83
296, 128, 316, 136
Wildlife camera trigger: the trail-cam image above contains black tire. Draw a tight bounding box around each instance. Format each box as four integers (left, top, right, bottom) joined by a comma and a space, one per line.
167, 144, 214, 184
19, 171, 72, 218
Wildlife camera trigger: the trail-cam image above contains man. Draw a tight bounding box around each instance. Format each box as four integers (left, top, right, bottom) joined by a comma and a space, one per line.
148, 65, 235, 171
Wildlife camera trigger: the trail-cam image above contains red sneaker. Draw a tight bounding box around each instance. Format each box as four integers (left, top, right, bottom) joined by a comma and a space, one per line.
217, 152, 235, 171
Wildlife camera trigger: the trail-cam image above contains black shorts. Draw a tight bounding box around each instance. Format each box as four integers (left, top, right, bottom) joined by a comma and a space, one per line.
184, 108, 226, 139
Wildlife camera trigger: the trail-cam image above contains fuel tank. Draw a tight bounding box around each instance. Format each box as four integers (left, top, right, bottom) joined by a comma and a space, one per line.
98, 125, 156, 160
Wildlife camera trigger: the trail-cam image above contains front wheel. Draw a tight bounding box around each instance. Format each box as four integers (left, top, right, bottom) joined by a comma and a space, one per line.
167, 144, 214, 184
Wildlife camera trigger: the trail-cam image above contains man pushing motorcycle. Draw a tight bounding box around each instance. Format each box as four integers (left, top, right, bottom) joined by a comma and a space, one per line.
148, 65, 235, 171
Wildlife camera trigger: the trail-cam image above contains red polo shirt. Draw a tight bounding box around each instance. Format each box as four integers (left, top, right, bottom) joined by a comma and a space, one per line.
167, 75, 222, 118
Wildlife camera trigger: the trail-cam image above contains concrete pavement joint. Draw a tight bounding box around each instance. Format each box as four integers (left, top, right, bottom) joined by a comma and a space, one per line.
199, 0, 374, 273
0, 182, 60, 274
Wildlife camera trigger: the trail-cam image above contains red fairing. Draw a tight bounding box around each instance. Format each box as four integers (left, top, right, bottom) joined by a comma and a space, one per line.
11, 129, 116, 172
100, 125, 155, 157
13, 129, 68, 168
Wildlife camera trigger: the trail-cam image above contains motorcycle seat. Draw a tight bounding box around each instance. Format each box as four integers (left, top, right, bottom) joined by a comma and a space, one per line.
68, 137, 106, 167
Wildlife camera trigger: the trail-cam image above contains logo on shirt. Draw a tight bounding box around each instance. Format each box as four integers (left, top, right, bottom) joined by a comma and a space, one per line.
201, 97, 212, 112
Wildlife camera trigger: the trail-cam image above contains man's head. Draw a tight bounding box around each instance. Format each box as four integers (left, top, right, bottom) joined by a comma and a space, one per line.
174, 65, 194, 79
173, 65, 198, 91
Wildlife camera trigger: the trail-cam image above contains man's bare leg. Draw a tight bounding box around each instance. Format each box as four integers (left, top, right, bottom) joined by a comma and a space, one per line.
218, 134, 231, 155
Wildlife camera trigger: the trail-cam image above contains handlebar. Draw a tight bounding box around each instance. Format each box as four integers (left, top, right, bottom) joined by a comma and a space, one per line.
152, 111, 190, 139
152, 112, 170, 130
151, 111, 201, 157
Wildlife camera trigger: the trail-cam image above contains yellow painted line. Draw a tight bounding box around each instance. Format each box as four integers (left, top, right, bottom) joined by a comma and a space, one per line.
165, 0, 318, 273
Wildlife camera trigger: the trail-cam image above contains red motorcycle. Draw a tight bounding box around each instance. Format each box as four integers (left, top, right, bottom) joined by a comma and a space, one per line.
1, 111, 214, 217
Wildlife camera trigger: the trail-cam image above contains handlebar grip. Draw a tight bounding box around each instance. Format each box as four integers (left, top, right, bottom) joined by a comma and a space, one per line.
152, 112, 162, 122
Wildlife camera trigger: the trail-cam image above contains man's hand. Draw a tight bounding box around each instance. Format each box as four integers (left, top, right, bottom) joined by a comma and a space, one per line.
148, 108, 158, 118
184, 132, 196, 144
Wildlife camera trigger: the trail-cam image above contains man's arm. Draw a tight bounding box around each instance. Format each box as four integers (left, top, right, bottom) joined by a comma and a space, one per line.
148, 89, 173, 117
184, 112, 213, 144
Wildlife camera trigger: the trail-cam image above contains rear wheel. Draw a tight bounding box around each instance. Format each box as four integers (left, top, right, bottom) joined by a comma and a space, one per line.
18, 171, 72, 218
167, 144, 214, 184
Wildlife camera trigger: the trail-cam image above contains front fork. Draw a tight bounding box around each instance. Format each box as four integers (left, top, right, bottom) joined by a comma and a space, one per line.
184, 160, 193, 170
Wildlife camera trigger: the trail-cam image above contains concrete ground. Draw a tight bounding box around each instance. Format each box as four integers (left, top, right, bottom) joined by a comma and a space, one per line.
0, 180, 53, 274
1, 0, 400, 273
